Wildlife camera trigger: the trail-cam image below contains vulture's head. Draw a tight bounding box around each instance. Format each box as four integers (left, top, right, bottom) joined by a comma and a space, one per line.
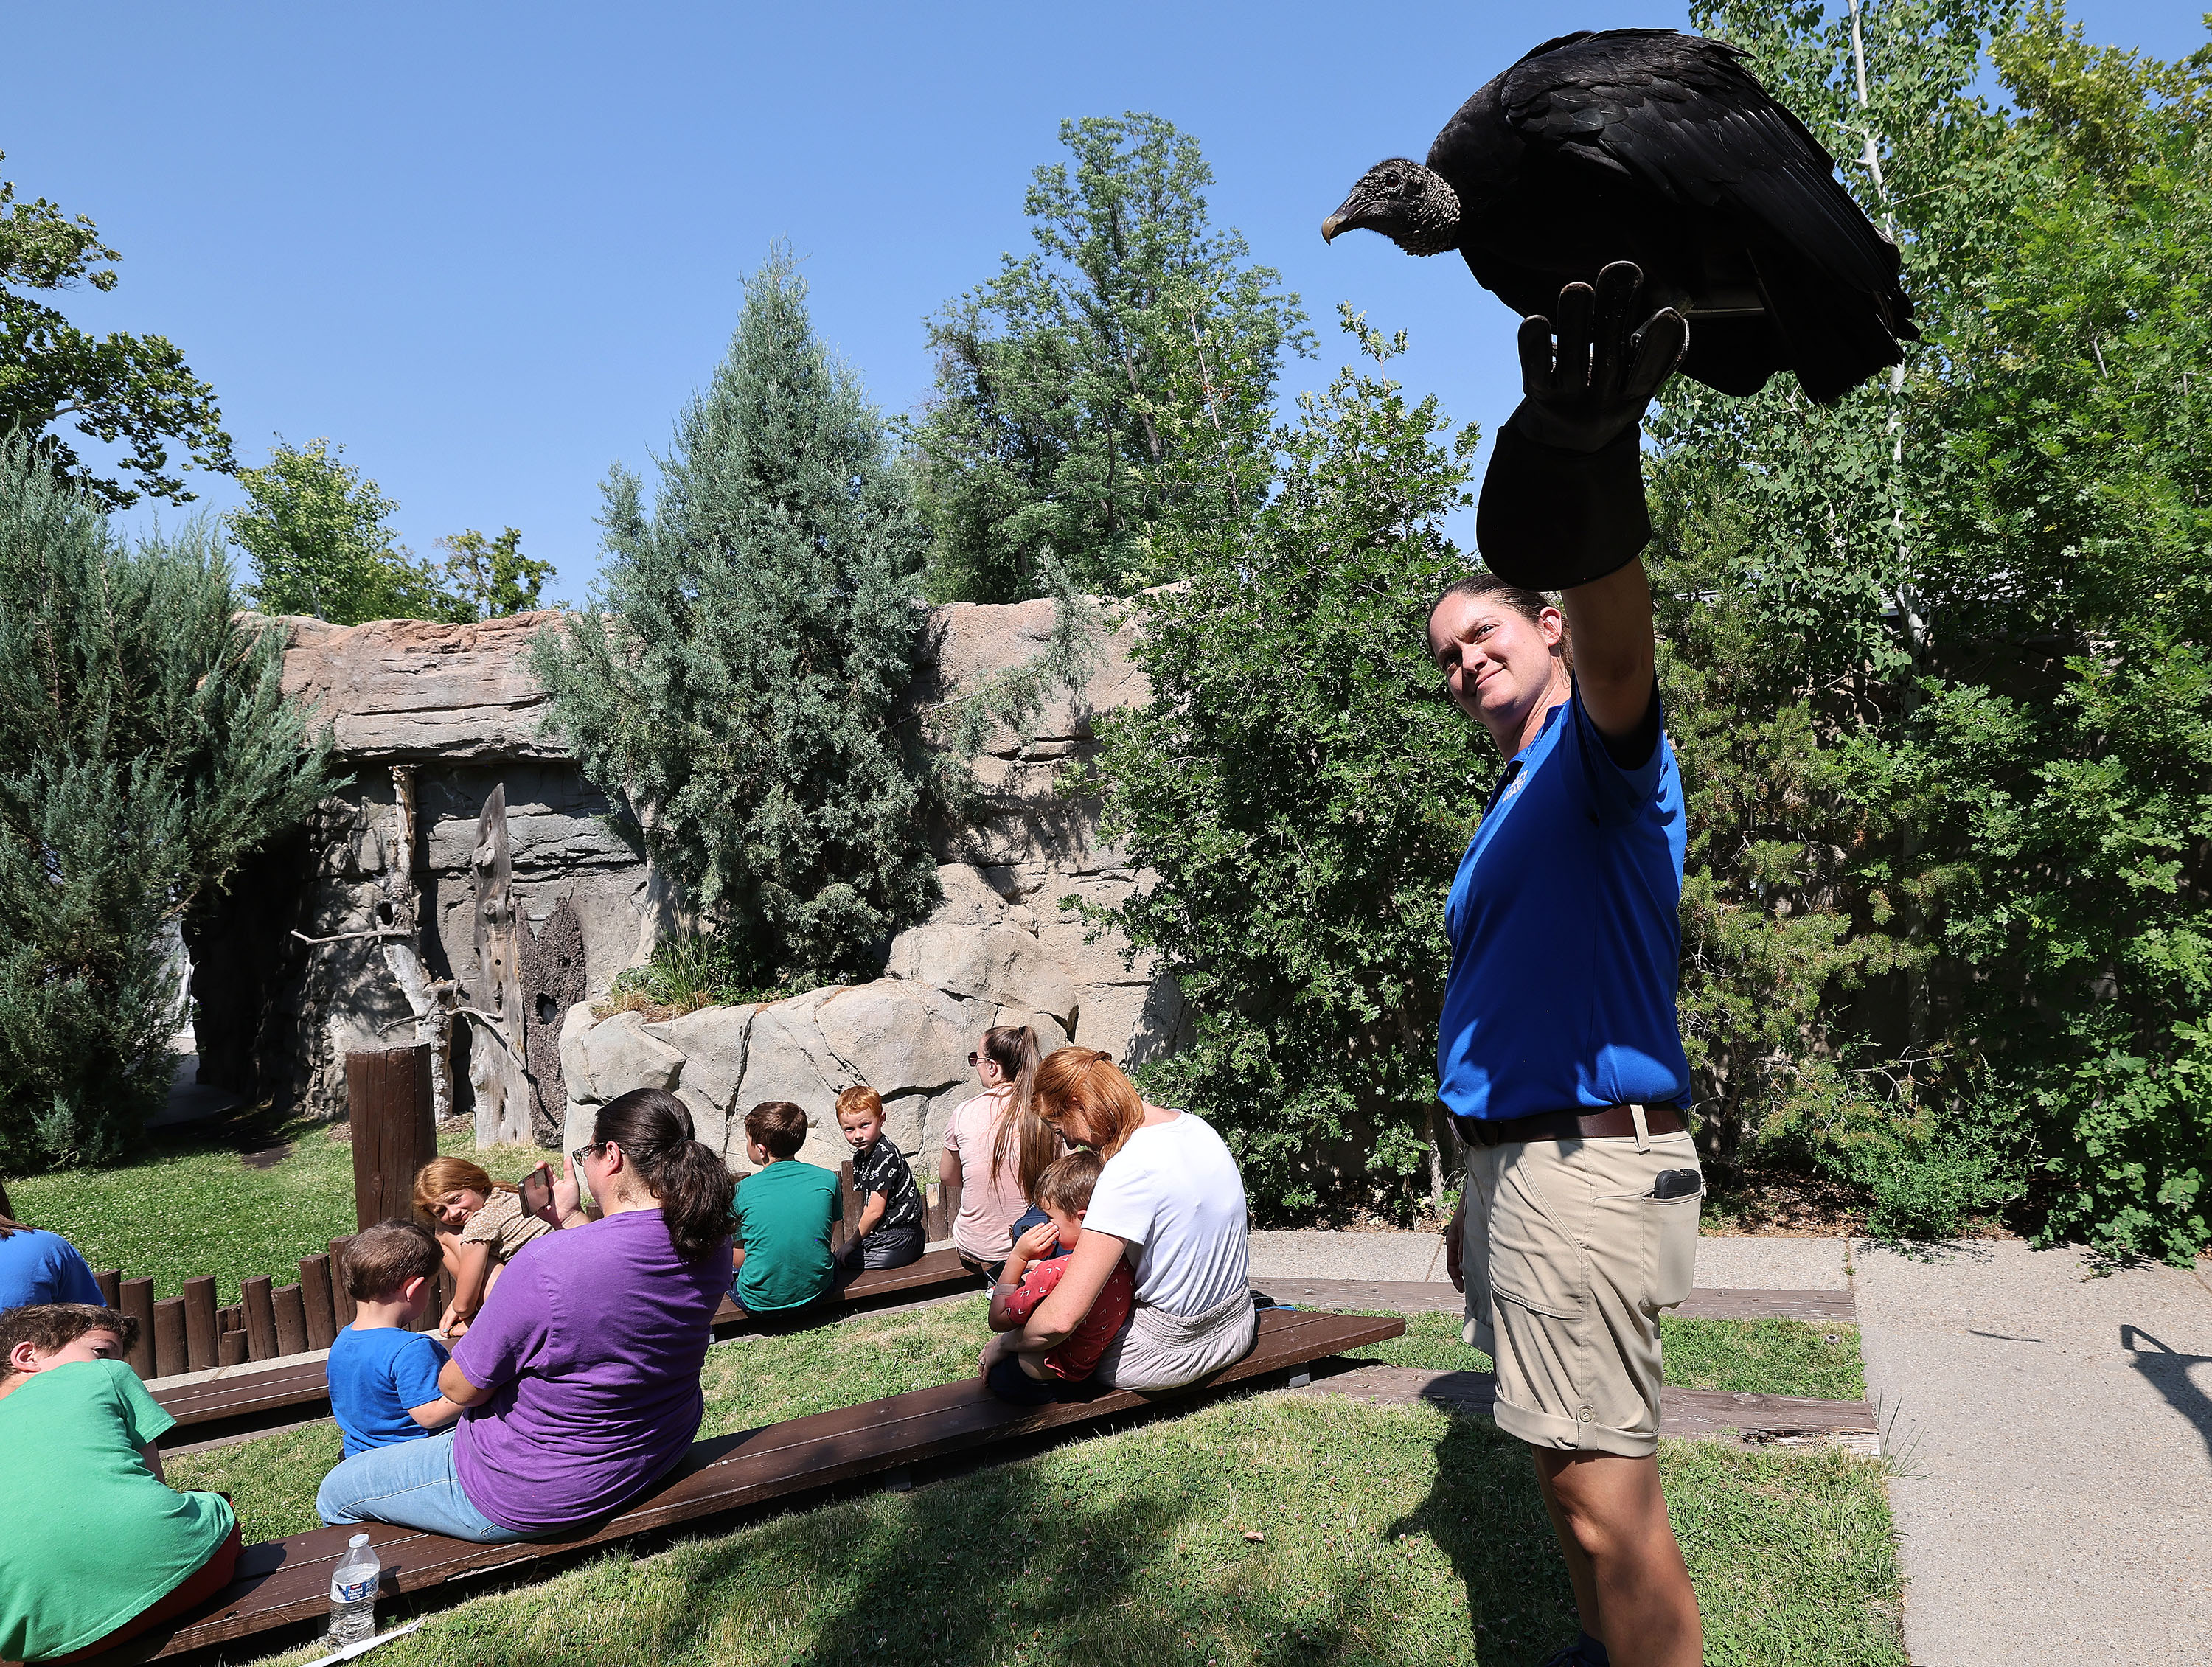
1323, 159, 1463, 256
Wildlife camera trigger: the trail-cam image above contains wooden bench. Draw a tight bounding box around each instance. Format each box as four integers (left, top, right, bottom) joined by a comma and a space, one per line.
151, 1247, 982, 1448
118, 1307, 1403, 1661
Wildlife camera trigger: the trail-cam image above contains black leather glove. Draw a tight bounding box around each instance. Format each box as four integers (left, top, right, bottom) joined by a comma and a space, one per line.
1476, 261, 1688, 590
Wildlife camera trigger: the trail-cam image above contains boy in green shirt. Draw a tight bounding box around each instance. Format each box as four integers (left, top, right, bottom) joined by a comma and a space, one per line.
730, 1100, 841, 1319
0, 1303, 241, 1663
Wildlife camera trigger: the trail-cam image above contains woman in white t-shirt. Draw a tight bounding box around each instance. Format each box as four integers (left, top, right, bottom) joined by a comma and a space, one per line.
1014, 1048, 1254, 1391
938, 1026, 1060, 1277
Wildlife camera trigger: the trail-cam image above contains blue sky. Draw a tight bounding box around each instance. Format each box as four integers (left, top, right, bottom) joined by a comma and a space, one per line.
4, 1, 2202, 602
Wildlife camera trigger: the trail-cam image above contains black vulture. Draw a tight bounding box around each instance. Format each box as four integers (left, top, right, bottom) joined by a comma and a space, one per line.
1323, 28, 1916, 403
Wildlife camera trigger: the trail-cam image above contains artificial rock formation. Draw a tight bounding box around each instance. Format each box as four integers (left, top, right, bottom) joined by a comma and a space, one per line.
186, 599, 1186, 1172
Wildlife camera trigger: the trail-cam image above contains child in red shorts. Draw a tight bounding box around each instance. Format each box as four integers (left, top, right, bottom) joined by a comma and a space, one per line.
979, 1150, 1134, 1403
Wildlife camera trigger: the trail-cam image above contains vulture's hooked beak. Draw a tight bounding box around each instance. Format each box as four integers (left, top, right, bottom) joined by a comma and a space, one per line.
1321, 195, 1369, 243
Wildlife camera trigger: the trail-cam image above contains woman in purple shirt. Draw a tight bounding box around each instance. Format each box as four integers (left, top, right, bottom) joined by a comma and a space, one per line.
316, 1089, 734, 1542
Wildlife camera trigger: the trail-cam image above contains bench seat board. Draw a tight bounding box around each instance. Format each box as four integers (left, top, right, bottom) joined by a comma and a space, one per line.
136, 1309, 1402, 1658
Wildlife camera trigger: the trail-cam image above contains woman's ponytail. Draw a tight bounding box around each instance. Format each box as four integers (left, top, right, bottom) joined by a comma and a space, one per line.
592, 1087, 736, 1264
983, 1024, 1060, 1197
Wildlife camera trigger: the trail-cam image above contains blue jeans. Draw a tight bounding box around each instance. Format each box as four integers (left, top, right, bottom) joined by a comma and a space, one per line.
316, 1430, 535, 1544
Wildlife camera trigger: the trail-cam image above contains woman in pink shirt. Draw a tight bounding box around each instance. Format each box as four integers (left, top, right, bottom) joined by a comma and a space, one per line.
939, 1026, 1060, 1278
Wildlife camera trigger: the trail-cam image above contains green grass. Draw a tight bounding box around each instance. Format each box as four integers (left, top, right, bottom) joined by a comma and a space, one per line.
1344, 1310, 1866, 1400
229, 1393, 1903, 1667
7, 1107, 556, 1304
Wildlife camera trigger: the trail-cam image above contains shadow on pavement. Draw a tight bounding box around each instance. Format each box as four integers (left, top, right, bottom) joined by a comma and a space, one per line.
2120, 1324, 2211, 1467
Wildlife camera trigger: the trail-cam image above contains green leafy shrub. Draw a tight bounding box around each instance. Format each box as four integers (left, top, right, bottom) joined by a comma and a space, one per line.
1084, 310, 1485, 1219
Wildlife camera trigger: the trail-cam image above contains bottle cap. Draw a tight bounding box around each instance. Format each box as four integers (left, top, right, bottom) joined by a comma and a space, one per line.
349, 1534, 369, 1548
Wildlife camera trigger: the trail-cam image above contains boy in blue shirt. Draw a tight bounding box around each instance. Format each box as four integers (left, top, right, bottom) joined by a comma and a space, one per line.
326, 1219, 461, 1457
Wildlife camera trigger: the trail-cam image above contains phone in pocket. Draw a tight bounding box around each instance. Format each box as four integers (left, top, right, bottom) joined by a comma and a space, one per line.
1650, 1168, 1703, 1200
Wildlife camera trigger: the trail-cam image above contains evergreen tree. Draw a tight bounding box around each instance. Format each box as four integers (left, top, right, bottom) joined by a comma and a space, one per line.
532, 248, 936, 985
908, 114, 1311, 602
0, 445, 337, 1169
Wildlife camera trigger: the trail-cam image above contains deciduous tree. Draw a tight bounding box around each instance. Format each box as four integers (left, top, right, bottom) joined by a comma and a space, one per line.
0, 154, 234, 510
908, 114, 1310, 604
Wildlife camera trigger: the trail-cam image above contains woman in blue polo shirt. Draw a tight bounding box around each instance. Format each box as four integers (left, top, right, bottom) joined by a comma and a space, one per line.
1431, 265, 1705, 1667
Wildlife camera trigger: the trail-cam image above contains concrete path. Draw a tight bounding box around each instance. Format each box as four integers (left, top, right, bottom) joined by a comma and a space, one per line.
1855, 1239, 2212, 1664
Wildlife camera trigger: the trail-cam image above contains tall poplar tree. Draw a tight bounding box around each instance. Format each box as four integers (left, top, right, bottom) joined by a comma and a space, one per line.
532, 248, 935, 985
908, 114, 1311, 602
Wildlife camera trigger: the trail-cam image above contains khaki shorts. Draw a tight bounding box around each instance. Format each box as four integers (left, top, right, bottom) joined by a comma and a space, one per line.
1459, 1128, 1701, 1458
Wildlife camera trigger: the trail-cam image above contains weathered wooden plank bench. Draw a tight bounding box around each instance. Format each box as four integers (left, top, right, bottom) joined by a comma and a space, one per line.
149, 1248, 984, 1448
1252, 1278, 1857, 1325
1298, 1365, 1880, 1450
112, 1307, 1403, 1661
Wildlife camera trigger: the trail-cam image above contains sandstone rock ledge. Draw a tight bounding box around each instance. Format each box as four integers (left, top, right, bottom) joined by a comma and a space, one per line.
560, 862, 1188, 1172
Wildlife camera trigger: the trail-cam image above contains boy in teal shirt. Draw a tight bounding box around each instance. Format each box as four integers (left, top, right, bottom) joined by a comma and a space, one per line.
0, 1303, 240, 1663
730, 1100, 841, 1318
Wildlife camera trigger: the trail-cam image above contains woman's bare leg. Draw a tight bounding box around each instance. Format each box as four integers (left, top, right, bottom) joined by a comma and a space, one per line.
1531, 1448, 1702, 1667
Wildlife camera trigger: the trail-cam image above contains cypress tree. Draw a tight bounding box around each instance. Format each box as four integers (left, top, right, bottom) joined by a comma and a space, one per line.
533, 248, 936, 985
0, 444, 337, 1168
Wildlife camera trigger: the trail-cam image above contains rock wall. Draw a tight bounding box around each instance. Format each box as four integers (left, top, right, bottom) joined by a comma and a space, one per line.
186, 599, 1182, 1169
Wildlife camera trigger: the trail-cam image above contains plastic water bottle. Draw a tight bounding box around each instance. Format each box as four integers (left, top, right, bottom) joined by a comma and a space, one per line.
328, 1533, 379, 1646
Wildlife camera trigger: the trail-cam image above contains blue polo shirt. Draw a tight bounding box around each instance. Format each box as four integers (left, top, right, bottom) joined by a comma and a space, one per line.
0, 1228, 105, 1310
1438, 681, 1691, 1125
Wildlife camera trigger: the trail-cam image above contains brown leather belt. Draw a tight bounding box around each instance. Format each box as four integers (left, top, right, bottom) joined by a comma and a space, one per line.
1454, 1102, 1686, 1149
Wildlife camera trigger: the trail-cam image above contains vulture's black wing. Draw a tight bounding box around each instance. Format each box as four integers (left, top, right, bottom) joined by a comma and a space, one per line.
1501, 31, 1914, 399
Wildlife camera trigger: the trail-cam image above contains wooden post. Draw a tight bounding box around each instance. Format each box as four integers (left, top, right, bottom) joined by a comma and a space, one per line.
518, 897, 588, 1147
183, 1277, 219, 1373
119, 1278, 155, 1377
328, 1237, 358, 1329
272, 1285, 308, 1357
418, 1267, 453, 1334
300, 1256, 338, 1350
468, 784, 532, 1146
217, 1304, 244, 1335
153, 1298, 187, 1379
834, 1160, 857, 1259
347, 1045, 436, 1231
218, 1331, 248, 1368
96, 1269, 121, 1310
242, 1276, 277, 1361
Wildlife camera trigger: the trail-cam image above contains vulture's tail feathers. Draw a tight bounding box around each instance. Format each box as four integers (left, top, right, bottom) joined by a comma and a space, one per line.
1679, 316, 1785, 399
1748, 243, 1907, 406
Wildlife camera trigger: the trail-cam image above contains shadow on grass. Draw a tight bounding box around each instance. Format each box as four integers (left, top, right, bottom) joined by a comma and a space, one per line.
357, 1396, 1576, 1667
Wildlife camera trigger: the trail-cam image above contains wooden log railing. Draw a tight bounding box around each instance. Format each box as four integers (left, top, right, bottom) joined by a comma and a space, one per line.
93, 1170, 962, 1382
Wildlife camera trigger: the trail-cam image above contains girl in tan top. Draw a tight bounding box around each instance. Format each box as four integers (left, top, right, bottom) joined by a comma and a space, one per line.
411, 1157, 557, 1337
939, 1025, 1061, 1277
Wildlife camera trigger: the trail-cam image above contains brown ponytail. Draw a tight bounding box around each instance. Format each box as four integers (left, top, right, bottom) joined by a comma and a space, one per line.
594, 1088, 736, 1264
982, 1024, 1059, 1197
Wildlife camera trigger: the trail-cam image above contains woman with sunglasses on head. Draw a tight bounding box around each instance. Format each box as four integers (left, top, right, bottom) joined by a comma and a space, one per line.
939, 1026, 1062, 1281
314, 1087, 734, 1544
